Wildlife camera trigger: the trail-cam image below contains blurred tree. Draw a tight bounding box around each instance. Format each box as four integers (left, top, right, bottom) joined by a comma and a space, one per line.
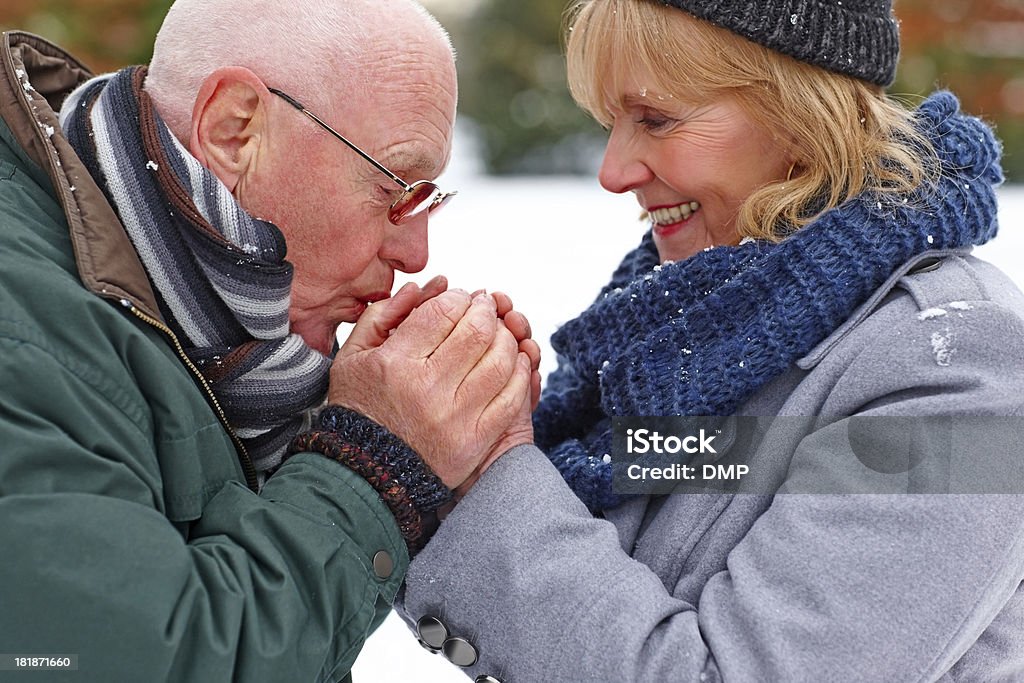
893, 0, 1024, 181
444, 0, 1024, 180
444, 0, 605, 174
0, 0, 174, 72
4, 0, 1022, 179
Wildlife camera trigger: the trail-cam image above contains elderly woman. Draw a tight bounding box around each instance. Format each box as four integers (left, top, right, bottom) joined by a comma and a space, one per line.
395, 0, 1024, 680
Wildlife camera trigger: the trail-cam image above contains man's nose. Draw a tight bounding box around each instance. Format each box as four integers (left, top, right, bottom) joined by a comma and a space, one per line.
598, 123, 653, 194
381, 212, 429, 273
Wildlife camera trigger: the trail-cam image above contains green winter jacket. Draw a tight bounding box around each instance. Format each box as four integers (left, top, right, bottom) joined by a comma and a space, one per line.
0, 32, 407, 682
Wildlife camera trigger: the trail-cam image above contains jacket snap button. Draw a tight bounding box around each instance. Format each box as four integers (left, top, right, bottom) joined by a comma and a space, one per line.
909, 256, 943, 274
416, 615, 448, 651
475, 676, 503, 683
372, 550, 393, 579
442, 636, 479, 667
417, 637, 440, 654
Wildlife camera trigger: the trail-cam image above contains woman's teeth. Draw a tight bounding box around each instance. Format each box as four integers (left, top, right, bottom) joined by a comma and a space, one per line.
650, 201, 701, 226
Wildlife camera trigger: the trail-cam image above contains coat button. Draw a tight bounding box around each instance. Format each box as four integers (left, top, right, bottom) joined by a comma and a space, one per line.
372, 550, 393, 579
475, 676, 503, 683
442, 636, 479, 667
416, 615, 448, 651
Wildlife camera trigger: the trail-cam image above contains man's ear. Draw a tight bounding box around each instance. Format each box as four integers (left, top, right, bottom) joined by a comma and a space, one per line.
188, 67, 267, 191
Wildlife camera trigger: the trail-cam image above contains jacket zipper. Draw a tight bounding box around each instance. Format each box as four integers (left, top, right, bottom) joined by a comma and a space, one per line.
120, 299, 260, 492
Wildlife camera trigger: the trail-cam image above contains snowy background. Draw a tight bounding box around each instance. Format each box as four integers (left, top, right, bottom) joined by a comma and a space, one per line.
347, 128, 1024, 681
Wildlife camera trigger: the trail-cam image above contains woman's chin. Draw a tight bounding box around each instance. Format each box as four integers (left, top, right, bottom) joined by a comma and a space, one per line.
654, 238, 702, 264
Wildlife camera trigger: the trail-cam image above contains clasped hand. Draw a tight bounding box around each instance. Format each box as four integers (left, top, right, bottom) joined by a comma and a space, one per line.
328, 276, 539, 494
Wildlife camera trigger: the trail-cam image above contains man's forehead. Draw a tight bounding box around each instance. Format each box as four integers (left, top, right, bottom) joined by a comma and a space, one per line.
323, 49, 455, 179
380, 145, 446, 179
351, 100, 454, 179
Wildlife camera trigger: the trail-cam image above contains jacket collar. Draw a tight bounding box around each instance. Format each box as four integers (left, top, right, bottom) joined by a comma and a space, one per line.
0, 31, 163, 322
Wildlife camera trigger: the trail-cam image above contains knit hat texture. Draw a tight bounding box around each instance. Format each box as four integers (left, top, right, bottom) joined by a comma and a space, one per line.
660, 0, 900, 86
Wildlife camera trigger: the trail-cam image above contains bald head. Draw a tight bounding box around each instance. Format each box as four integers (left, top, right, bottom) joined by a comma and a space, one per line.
145, 0, 455, 142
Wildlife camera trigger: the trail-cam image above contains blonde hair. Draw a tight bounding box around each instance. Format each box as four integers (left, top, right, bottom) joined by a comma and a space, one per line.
565, 0, 935, 241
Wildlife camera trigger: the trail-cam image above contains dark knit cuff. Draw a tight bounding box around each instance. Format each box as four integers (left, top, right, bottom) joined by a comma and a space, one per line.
287, 406, 452, 554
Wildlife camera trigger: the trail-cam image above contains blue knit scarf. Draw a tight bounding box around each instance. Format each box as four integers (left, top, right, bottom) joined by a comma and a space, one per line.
534, 92, 1004, 512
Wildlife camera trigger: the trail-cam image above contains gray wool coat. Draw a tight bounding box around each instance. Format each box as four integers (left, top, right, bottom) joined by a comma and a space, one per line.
397, 252, 1024, 682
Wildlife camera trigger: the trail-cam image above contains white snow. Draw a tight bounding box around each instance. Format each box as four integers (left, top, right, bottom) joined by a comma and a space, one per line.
146, 160, 159, 171
347, 143, 1024, 679
918, 308, 948, 320
930, 330, 955, 366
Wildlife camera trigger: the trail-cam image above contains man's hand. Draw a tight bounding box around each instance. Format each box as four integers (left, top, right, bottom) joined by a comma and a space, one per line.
329, 289, 532, 490
346, 280, 541, 411
340, 275, 449, 353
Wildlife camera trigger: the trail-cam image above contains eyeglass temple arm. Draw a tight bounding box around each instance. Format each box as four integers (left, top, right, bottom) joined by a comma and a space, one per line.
267, 87, 411, 191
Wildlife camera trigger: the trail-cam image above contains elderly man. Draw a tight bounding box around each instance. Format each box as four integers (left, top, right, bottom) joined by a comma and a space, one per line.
0, 0, 532, 680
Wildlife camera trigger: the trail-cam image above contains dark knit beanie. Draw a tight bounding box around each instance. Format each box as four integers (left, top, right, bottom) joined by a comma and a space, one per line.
660, 0, 900, 86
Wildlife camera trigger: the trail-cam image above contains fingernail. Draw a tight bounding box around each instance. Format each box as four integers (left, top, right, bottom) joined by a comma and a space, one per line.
474, 292, 496, 308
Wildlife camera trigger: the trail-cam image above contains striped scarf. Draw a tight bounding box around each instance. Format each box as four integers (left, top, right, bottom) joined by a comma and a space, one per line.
61, 66, 331, 474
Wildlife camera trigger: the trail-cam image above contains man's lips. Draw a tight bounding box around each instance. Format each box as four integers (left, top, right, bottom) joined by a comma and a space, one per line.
347, 291, 392, 319
357, 291, 392, 305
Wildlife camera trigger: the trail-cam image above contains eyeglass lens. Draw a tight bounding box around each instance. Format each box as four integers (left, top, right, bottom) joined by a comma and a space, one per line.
390, 181, 445, 224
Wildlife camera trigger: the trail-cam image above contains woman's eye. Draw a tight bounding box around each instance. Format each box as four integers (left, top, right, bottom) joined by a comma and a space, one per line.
639, 114, 674, 131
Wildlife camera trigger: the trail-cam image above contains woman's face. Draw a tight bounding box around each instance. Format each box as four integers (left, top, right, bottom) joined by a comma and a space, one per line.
598, 68, 792, 263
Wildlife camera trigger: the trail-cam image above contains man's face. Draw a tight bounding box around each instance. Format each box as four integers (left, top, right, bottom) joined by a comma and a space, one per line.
241, 49, 457, 355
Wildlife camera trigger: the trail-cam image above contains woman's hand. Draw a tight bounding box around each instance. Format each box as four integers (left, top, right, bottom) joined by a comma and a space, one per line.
489, 291, 542, 411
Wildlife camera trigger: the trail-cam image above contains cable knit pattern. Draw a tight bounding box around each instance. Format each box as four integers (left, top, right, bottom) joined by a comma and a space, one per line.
534, 92, 1003, 512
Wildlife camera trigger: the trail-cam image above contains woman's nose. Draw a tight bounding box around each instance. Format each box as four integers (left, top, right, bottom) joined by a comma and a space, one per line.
598, 123, 653, 194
